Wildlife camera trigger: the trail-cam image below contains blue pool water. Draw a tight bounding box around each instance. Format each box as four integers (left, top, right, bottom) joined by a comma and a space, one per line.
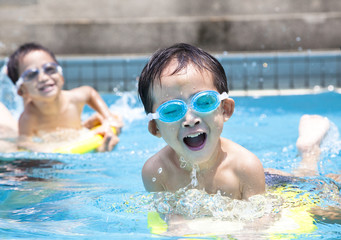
0, 91, 341, 239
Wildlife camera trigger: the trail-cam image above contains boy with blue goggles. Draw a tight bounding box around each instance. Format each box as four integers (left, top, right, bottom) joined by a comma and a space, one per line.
148, 90, 229, 123
138, 43, 265, 201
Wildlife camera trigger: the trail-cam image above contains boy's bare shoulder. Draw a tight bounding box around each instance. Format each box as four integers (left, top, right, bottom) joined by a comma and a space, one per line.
69, 85, 94, 93
142, 146, 173, 173
142, 146, 174, 192
66, 85, 92, 95
221, 138, 265, 198
221, 138, 263, 173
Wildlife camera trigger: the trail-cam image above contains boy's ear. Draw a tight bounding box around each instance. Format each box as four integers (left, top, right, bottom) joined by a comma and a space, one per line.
148, 120, 161, 138
17, 86, 24, 96
222, 98, 235, 121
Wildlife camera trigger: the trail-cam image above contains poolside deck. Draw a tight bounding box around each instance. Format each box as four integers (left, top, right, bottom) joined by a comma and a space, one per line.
0, 0, 340, 55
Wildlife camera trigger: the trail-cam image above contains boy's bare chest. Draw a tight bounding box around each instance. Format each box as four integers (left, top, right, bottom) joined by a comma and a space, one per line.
197, 170, 241, 199
33, 104, 83, 131
166, 167, 241, 199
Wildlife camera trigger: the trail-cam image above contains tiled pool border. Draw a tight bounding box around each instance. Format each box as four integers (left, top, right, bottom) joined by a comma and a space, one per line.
1, 51, 340, 93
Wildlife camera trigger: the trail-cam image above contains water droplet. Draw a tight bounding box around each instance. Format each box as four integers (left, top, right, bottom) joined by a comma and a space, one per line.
152, 177, 156, 182
158, 168, 163, 174
179, 156, 187, 168
190, 167, 198, 187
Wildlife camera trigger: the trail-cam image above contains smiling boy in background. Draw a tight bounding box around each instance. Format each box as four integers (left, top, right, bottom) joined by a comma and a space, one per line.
7, 42, 123, 152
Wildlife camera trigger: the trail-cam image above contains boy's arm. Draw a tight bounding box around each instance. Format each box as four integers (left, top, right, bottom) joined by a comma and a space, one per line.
78, 86, 113, 122
75, 86, 123, 129
73, 86, 123, 151
239, 154, 265, 200
0, 102, 17, 131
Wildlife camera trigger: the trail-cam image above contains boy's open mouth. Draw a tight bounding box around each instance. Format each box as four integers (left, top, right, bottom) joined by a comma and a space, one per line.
39, 83, 55, 93
183, 132, 207, 151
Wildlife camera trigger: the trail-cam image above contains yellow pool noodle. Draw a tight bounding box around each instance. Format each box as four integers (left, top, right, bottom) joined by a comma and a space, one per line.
53, 126, 117, 154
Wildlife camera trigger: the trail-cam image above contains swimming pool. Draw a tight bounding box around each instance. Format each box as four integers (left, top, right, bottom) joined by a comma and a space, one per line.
0, 91, 340, 239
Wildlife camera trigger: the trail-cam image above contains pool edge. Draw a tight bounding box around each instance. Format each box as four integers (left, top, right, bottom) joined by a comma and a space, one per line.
230, 88, 341, 97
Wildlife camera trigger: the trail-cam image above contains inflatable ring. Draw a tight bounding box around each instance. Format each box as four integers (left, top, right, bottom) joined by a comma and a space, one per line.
53, 126, 117, 154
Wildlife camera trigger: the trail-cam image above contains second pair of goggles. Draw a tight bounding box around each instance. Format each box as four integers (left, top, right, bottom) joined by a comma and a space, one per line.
16, 62, 63, 89
148, 90, 229, 123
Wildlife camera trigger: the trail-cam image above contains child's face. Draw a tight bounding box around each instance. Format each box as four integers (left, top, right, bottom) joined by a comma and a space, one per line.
149, 59, 234, 167
18, 50, 64, 100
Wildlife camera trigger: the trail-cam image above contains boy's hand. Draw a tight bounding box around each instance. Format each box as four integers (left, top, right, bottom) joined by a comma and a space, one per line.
82, 112, 123, 135
82, 112, 123, 152
92, 124, 120, 152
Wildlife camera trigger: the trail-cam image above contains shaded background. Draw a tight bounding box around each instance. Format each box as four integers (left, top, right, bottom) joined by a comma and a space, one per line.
0, 0, 340, 56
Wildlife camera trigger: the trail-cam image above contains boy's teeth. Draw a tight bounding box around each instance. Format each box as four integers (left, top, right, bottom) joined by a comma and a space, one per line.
183, 132, 206, 149
187, 132, 202, 138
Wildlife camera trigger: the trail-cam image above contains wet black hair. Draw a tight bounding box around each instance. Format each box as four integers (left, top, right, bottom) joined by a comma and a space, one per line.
138, 43, 229, 114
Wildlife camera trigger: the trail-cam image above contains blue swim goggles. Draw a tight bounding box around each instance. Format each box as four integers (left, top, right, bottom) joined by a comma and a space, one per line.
148, 90, 229, 123
16, 62, 63, 89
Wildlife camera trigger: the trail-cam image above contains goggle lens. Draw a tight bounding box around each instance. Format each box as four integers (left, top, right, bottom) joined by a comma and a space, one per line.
192, 91, 220, 113
23, 69, 40, 81
158, 100, 188, 123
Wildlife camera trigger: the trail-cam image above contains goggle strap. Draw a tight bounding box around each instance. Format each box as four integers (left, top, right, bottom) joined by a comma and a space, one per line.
147, 112, 159, 121
57, 65, 63, 76
16, 78, 24, 90
219, 92, 229, 101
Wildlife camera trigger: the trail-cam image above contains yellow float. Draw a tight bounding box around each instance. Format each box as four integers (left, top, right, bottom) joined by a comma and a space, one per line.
53, 126, 117, 154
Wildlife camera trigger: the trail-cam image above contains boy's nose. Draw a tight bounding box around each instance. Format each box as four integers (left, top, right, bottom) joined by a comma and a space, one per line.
38, 70, 49, 81
182, 109, 201, 128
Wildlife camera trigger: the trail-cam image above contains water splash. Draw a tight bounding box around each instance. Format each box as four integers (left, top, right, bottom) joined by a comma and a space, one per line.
152, 178, 341, 222
108, 91, 145, 124
190, 164, 199, 187
321, 120, 340, 155
179, 156, 187, 168
0, 61, 23, 117
153, 188, 275, 220
178, 156, 199, 188
319, 120, 341, 175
